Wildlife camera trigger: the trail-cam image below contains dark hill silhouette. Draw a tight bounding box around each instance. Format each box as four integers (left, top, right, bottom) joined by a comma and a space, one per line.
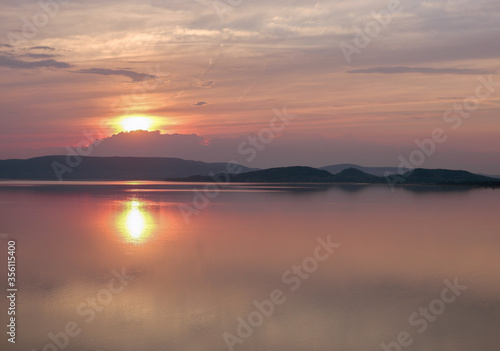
398, 168, 499, 185
168, 167, 500, 187
330, 168, 385, 183
167, 167, 384, 183
233, 166, 335, 182
0, 156, 254, 180
1, 156, 499, 187
167, 166, 336, 183
321, 164, 400, 177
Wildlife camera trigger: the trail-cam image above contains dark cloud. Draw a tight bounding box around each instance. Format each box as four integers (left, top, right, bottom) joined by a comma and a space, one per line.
29, 46, 56, 51
75, 68, 158, 82
23, 53, 59, 59
348, 66, 496, 75
0, 54, 71, 69
0, 43, 13, 48
192, 101, 208, 106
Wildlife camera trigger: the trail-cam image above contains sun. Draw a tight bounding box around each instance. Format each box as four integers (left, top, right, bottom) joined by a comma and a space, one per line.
120, 116, 153, 132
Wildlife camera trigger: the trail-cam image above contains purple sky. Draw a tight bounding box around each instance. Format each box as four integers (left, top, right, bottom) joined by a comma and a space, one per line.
1, 0, 499, 173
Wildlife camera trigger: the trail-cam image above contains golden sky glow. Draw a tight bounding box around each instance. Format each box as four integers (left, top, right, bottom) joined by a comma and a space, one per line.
120, 116, 154, 132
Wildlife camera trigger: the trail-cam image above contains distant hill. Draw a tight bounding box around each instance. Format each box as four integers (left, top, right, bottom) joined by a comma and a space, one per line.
319, 163, 500, 181
168, 166, 500, 187
233, 166, 336, 182
330, 168, 385, 183
396, 169, 500, 185
320, 164, 399, 177
0, 156, 254, 180
168, 167, 385, 184
1, 156, 499, 187
168, 166, 337, 183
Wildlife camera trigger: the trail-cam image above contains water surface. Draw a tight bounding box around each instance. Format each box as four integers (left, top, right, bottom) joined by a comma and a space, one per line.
0, 181, 499, 351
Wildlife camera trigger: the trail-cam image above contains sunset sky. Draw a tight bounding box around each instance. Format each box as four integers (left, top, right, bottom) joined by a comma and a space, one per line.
1, 0, 499, 173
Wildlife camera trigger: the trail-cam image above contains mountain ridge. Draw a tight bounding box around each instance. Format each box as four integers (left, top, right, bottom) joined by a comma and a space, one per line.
0, 156, 499, 186
320, 164, 400, 177
0, 156, 255, 181
167, 166, 500, 187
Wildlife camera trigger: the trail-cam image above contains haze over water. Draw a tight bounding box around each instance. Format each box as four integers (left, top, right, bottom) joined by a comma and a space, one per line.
1, 181, 499, 351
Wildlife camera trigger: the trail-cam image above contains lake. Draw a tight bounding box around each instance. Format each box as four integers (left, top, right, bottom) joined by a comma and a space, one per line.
0, 181, 499, 351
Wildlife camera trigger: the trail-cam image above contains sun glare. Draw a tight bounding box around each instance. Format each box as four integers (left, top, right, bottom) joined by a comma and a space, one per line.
126, 206, 146, 239
118, 200, 153, 244
120, 116, 153, 132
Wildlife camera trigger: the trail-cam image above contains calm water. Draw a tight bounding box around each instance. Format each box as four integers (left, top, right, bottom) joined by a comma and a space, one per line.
0, 181, 499, 351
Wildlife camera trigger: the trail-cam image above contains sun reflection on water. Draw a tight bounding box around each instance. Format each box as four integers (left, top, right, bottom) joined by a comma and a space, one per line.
119, 200, 153, 244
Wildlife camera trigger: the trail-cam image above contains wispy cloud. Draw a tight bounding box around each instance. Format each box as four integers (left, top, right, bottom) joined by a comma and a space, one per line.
347, 66, 496, 75
0, 54, 71, 69
22, 53, 60, 59
192, 101, 208, 106
29, 46, 56, 51
192, 79, 214, 88
75, 68, 158, 82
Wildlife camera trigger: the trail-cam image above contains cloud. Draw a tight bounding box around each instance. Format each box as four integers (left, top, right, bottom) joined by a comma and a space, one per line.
79, 130, 399, 169
192, 79, 214, 88
0, 54, 71, 69
29, 46, 56, 51
22, 53, 59, 59
4, 129, 500, 174
89, 130, 209, 159
347, 66, 496, 75
192, 101, 208, 106
0, 43, 13, 48
75, 68, 158, 82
